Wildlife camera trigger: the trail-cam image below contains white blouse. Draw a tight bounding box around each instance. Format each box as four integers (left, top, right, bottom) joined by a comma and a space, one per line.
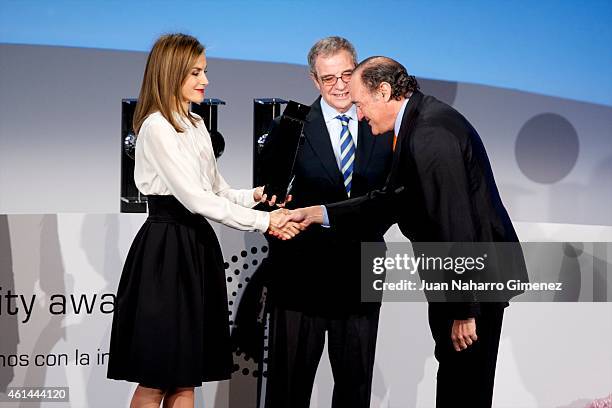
134, 111, 270, 233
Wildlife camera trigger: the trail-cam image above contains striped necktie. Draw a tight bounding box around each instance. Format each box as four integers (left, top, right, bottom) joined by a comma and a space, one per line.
336, 115, 355, 196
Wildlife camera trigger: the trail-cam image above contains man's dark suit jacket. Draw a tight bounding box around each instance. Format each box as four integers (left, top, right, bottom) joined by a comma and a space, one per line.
261, 97, 394, 317
327, 91, 528, 319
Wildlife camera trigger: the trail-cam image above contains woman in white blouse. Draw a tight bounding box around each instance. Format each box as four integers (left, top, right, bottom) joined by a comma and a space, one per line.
107, 33, 296, 408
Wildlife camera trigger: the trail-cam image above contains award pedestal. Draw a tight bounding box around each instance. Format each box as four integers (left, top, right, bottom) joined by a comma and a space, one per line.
253, 98, 287, 187
120, 99, 146, 213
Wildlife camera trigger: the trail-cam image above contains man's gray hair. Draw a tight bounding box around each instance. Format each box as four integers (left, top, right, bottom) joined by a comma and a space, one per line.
307, 36, 357, 76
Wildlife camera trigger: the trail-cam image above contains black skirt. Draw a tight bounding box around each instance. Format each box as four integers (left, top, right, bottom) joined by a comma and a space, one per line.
107, 195, 232, 389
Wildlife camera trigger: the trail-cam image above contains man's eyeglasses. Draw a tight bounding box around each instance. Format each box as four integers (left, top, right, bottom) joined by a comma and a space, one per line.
318, 70, 353, 86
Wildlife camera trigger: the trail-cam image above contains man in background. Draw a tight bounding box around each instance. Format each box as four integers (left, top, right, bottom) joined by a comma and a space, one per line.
260, 38, 394, 408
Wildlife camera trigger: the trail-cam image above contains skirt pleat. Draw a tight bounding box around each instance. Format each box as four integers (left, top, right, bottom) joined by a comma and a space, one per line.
107, 196, 232, 389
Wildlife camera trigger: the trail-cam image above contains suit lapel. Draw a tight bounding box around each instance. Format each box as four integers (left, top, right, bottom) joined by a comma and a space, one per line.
354, 119, 376, 175
303, 99, 344, 186
387, 91, 423, 186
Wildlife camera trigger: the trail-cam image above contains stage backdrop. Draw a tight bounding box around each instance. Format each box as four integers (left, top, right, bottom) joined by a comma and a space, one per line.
1, 40, 611, 408
1, 44, 611, 226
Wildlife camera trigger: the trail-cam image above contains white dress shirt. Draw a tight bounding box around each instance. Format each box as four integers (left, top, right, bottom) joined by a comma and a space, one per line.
319, 98, 359, 169
321, 98, 409, 226
134, 111, 269, 233
394, 98, 409, 136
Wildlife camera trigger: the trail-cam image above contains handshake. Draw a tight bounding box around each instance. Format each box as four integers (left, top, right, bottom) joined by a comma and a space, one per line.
253, 187, 324, 240
267, 207, 323, 240
253, 186, 324, 240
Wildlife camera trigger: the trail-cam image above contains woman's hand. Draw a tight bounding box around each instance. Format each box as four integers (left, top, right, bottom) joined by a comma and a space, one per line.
267, 209, 304, 240
254, 186, 275, 206
254, 186, 293, 208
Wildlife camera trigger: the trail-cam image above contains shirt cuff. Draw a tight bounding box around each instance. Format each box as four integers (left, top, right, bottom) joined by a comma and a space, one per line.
321, 205, 330, 228
244, 188, 258, 208
255, 211, 270, 233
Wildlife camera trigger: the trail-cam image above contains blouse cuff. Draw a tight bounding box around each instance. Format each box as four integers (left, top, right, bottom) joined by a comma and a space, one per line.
244, 188, 259, 208
254, 211, 270, 233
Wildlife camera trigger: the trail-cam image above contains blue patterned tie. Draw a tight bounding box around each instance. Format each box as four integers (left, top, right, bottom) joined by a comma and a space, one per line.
336, 115, 355, 196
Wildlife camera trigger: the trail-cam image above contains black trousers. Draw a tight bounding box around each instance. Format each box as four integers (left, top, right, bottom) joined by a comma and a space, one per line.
428, 303, 505, 408
263, 306, 379, 408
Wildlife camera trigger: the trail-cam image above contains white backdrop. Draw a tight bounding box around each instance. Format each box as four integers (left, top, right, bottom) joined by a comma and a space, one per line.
1, 215, 610, 408
0, 43, 611, 408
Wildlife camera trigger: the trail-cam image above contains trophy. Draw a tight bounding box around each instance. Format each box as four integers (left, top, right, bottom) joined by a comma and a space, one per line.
257, 100, 310, 203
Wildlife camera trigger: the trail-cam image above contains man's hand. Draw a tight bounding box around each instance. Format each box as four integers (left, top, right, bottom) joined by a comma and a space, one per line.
266, 206, 324, 240
451, 318, 477, 351
254, 187, 293, 208
282, 206, 324, 228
